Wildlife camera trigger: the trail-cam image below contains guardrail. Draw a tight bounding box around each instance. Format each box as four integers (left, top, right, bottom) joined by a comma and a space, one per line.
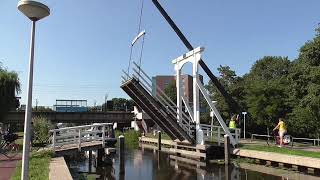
200, 124, 241, 145
251, 133, 320, 146
49, 123, 115, 150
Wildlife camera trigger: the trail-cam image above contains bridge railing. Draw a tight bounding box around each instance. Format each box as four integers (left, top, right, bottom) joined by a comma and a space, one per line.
123, 61, 195, 138
49, 123, 115, 150
200, 124, 241, 145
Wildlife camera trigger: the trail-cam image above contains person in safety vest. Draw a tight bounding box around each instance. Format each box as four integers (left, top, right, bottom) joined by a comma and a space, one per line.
273, 118, 287, 147
229, 114, 238, 132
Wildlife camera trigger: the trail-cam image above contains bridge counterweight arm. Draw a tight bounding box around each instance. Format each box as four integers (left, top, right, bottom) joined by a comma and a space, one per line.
151, 0, 242, 113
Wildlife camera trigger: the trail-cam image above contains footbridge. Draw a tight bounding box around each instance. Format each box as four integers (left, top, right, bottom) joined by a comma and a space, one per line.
121, 47, 238, 146
49, 123, 117, 155
2, 111, 133, 124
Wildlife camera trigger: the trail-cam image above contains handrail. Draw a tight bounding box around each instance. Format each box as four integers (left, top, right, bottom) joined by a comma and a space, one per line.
49, 123, 112, 132
50, 123, 115, 150
131, 64, 194, 136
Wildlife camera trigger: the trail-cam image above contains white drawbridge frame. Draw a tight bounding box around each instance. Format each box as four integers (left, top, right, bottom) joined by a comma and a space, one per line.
172, 47, 237, 146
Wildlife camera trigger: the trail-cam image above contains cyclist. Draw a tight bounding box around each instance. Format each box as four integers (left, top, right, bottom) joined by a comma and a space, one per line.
273, 118, 287, 147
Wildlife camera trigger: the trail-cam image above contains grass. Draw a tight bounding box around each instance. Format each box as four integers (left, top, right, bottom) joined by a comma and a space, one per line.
11, 150, 54, 180
115, 130, 141, 149
145, 132, 172, 140
241, 144, 320, 159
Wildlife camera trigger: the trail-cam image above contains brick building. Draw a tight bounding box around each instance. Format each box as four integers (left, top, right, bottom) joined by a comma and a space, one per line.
152, 75, 203, 104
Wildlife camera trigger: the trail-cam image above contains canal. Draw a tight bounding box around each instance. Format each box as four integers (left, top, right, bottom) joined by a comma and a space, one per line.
66, 148, 320, 180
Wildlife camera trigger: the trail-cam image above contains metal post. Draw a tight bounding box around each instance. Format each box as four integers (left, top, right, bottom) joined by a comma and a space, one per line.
158, 131, 161, 151
176, 68, 182, 125
21, 20, 36, 180
242, 112, 247, 139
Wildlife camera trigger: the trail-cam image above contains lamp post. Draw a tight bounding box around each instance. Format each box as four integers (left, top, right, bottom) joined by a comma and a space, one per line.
18, 1, 50, 179
242, 112, 247, 139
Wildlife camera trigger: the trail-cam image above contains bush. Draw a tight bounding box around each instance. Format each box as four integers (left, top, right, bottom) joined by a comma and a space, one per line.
115, 130, 141, 149
32, 116, 52, 145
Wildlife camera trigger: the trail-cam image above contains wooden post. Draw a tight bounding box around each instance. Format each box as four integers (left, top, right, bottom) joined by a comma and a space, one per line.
102, 125, 106, 148
224, 164, 231, 180
119, 135, 125, 174
78, 129, 82, 151
88, 150, 92, 172
224, 135, 230, 165
158, 131, 161, 151
52, 130, 56, 150
97, 148, 104, 166
218, 127, 221, 146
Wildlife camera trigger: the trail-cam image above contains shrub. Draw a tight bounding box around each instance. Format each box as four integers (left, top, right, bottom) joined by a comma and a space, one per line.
32, 116, 52, 145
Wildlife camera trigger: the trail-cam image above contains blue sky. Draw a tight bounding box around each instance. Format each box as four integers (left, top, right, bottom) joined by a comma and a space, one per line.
0, 0, 319, 106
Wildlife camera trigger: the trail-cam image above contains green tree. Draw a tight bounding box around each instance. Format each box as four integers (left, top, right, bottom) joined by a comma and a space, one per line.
0, 64, 20, 121
163, 80, 177, 103
286, 27, 320, 138
243, 56, 291, 133
206, 65, 245, 121
111, 98, 134, 111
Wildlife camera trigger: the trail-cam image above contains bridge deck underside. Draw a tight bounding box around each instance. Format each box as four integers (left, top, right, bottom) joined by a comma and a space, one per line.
121, 78, 194, 144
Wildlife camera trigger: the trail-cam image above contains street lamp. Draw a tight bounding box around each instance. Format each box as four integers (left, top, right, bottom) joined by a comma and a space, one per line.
18, 1, 50, 180
242, 112, 247, 139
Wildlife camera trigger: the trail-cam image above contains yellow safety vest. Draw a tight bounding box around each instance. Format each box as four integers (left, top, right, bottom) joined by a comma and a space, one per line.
229, 120, 236, 129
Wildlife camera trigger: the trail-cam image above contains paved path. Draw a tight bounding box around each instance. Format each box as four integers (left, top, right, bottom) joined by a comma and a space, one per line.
49, 157, 73, 180
0, 154, 21, 180
240, 139, 320, 152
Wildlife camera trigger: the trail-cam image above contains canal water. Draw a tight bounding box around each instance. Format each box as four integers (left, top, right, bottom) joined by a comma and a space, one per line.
67, 148, 319, 180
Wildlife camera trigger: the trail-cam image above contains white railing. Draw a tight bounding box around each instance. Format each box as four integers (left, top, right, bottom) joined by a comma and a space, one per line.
123, 62, 195, 138
49, 123, 115, 150
200, 124, 241, 145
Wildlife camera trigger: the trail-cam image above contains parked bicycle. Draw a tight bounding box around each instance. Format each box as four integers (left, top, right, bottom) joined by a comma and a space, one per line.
0, 132, 19, 158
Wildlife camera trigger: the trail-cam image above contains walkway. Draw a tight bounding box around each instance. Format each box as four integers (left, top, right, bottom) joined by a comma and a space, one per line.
0, 154, 21, 180
240, 139, 320, 152
49, 157, 72, 180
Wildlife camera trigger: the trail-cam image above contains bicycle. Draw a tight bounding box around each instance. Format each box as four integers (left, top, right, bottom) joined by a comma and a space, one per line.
267, 130, 292, 147
0, 132, 19, 159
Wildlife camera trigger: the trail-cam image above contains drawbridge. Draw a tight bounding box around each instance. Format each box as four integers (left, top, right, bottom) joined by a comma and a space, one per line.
121, 48, 238, 146
121, 0, 240, 146
121, 62, 195, 144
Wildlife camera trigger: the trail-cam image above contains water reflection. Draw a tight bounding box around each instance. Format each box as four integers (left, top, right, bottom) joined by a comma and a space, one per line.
68, 149, 320, 180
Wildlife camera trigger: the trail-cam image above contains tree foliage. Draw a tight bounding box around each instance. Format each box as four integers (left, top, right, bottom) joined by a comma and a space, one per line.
163, 80, 177, 103
0, 64, 20, 121
204, 27, 320, 138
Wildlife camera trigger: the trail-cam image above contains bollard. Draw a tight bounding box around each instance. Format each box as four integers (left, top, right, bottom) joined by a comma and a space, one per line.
158, 131, 161, 151
119, 135, 125, 174
224, 135, 230, 165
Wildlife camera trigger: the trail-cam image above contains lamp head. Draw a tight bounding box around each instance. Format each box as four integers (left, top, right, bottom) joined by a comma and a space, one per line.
18, 0, 50, 21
